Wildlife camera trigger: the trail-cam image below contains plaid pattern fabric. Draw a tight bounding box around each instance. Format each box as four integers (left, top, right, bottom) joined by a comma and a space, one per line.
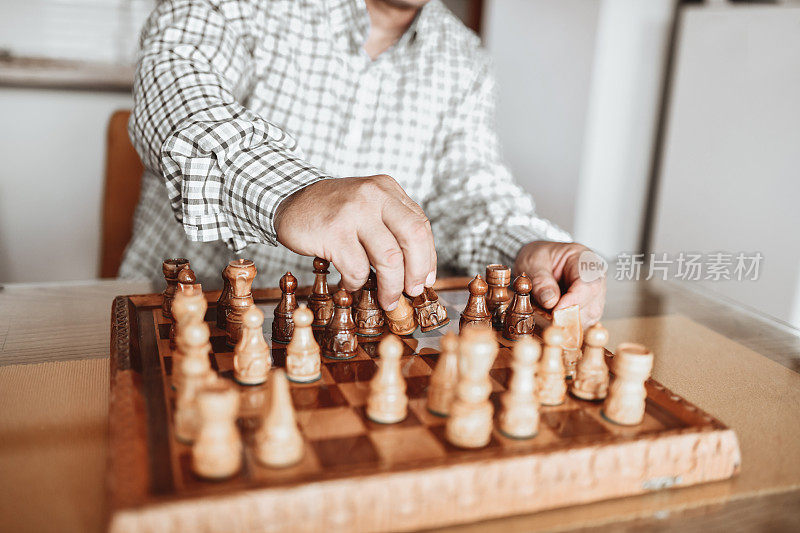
119, 0, 571, 287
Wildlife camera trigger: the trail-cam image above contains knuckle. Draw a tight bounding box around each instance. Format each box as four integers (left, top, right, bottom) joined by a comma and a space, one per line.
378, 247, 404, 269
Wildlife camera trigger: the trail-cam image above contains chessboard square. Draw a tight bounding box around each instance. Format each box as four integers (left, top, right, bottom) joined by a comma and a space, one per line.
158, 323, 170, 340
163, 355, 173, 375
324, 359, 377, 383
270, 346, 287, 368
489, 368, 510, 389
493, 422, 561, 450
643, 397, 688, 430
408, 397, 448, 426
541, 408, 609, 439
204, 307, 216, 323
405, 375, 429, 399
400, 355, 433, 378
291, 383, 348, 410
337, 381, 371, 407
210, 335, 230, 354
297, 406, 366, 440
539, 394, 582, 413
355, 405, 422, 431
369, 426, 446, 465
214, 353, 234, 373
311, 435, 380, 469
493, 347, 515, 368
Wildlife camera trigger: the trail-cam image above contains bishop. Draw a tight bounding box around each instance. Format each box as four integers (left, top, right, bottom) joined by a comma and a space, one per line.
255, 369, 304, 468
272, 271, 298, 344
308, 257, 334, 331
323, 289, 358, 359
460, 274, 491, 331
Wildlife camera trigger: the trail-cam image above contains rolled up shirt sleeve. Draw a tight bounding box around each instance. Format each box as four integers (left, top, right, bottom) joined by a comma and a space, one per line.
424, 55, 572, 274
129, 0, 331, 252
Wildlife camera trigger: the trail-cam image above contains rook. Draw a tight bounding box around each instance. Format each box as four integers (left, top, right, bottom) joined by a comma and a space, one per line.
485, 264, 512, 330
603, 343, 653, 425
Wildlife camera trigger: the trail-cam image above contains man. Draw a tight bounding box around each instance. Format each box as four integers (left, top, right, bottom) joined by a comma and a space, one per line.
120, 0, 605, 325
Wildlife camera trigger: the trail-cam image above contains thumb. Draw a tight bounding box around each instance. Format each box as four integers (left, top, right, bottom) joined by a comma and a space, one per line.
529, 269, 561, 309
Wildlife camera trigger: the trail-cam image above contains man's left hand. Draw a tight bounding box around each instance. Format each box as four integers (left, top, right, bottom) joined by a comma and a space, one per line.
513, 241, 606, 326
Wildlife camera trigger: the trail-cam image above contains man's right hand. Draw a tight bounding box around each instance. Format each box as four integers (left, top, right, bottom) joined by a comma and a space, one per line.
273, 175, 437, 311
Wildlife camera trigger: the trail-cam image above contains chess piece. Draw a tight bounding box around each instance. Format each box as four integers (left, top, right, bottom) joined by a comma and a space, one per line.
553, 305, 583, 379
225, 259, 256, 347
602, 343, 653, 425
366, 335, 408, 424
412, 287, 449, 333
308, 257, 334, 331
460, 275, 491, 331
171, 290, 210, 390
427, 331, 459, 416
446, 326, 498, 448
571, 323, 610, 401
233, 306, 271, 385
169, 267, 198, 349
503, 274, 535, 341
538, 325, 567, 406
354, 271, 385, 336
323, 289, 358, 359
385, 294, 417, 336
255, 369, 304, 468
161, 258, 190, 319
286, 305, 322, 383
272, 271, 298, 344
174, 348, 217, 443
175, 321, 214, 393
486, 264, 513, 330
499, 337, 541, 439
216, 263, 232, 330
192, 383, 242, 479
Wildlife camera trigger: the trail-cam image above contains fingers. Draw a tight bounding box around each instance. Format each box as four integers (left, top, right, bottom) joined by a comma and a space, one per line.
553, 279, 606, 326
330, 240, 371, 293
381, 198, 435, 298
357, 224, 406, 310
530, 269, 561, 309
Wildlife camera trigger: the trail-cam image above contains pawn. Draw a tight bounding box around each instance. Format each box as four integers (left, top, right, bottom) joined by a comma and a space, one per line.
286, 305, 322, 383
499, 337, 541, 439
233, 307, 271, 385
366, 335, 408, 424
503, 274, 535, 341
446, 326, 498, 448
272, 272, 298, 344
385, 294, 416, 336
538, 325, 567, 406
308, 258, 334, 331
354, 271, 384, 336
460, 275, 491, 331
191, 383, 242, 480
169, 267, 198, 350
174, 311, 214, 392
174, 350, 218, 443
161, 258, 190, 319
255, 369, 304, 468
225, 259, 256, 347
427, 331, 459, 416
571, 323, 610, 401
412, 287, 449, 333
323, 289, 358, 359
602, 343, 653, 425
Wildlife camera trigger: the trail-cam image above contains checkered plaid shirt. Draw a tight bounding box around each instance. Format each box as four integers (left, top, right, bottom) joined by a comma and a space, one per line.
120, 0, 570, 287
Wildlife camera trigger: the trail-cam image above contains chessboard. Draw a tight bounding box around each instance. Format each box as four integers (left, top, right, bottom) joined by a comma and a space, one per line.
107, 277, 740, 533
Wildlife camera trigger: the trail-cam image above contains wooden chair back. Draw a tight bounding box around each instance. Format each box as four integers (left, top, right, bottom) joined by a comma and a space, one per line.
100, 109, 144, 278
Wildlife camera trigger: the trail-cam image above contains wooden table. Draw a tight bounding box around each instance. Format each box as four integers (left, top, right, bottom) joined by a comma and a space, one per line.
1, 277, 799, 532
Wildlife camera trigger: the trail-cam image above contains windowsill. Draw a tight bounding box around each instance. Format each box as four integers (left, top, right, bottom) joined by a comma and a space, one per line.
0, 55, 133, 92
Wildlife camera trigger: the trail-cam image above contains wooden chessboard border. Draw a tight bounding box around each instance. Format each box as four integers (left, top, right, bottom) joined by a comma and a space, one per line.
107, 277, 741, 533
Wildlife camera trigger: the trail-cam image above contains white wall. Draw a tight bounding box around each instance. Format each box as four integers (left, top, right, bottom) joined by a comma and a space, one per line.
650, 5, 800, 329
483, 0, 600, 233
0, 87, 132, 282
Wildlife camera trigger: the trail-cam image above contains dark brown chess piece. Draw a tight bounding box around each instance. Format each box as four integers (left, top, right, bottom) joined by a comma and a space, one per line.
216, 263, 232, 330
460, 275, 491, 331
503, 273, 535, 341
354, 271, 384, 337
272, 272, 298, 344
170, 266, 198, 349
224, 259, 256, 347
162, 258, 190, 319
412, 287, 449, 333
486, 264, 512, 330
308, 258, 333, 332
323, 289, 358, 359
